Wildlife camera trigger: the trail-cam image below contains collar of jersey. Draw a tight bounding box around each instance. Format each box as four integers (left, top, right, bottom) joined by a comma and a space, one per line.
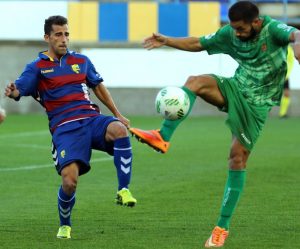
39, 50, 70, 61
261, 15, 270, 28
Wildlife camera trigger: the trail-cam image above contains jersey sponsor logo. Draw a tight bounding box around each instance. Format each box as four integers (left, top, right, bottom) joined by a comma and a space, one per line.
60, 150, 66, 158
71, 64, 80, 74
41, 68, 54, 74
277, 23, 293, 32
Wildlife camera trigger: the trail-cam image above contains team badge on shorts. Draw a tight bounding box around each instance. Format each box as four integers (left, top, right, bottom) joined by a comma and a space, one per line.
60, 150, 66, 158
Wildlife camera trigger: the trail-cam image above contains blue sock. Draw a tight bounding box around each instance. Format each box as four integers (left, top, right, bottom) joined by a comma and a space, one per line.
58, 186, 75, 226
114, 137, 132, 190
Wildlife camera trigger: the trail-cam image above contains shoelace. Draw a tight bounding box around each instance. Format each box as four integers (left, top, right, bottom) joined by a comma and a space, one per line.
125, 191, 132, 198
61, 226, 69, 233
213, 229, 226, 244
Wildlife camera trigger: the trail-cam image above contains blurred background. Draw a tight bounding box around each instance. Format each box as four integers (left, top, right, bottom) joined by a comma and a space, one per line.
1, 0, 300, 117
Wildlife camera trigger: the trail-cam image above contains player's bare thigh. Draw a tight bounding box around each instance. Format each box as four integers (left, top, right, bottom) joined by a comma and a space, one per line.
184, 74, 225, 108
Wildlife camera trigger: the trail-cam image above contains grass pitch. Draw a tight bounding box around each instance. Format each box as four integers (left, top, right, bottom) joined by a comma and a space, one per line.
0, 114, 299, 249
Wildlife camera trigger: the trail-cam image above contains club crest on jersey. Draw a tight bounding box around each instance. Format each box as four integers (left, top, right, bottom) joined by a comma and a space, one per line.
60, 150, 66, 158
71, 64, 80, 74
261, 44, 267, 52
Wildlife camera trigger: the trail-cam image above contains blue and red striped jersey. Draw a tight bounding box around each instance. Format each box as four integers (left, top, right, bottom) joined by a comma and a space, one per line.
15, 50, 103, 131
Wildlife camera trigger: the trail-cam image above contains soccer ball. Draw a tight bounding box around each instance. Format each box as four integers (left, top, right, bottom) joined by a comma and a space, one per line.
155, 86, 190, 120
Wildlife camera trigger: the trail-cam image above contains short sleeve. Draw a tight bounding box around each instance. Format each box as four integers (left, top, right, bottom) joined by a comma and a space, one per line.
85, 57, 104, 88
268, 21, 297, 45
200, 25, 232, 55
15, 62, 39, 97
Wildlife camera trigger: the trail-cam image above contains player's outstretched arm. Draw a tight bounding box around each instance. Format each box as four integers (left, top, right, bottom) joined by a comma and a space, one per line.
143, 33, 203, 52
143, 33, 168, 50
92, 83, 130, 128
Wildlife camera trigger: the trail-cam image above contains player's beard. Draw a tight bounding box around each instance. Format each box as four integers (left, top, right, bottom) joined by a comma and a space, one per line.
55, 46, 67, 57
238, 26, 257, 42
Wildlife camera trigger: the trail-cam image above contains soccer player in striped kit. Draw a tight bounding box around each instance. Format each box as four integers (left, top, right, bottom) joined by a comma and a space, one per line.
5, 15, 136, 239
130, 1, 300, 247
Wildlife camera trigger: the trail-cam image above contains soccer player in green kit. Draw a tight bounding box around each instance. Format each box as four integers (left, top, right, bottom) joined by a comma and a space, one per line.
130, 1, 300, 247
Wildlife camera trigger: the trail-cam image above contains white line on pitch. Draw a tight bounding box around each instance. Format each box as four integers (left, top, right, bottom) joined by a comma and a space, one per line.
1, 143, 50, 150
0, 130, 49, 139
0, 157, 112, 172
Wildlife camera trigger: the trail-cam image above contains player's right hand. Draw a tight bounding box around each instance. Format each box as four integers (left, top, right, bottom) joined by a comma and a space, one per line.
143, 33, 167, 50
5, 82, 19, 99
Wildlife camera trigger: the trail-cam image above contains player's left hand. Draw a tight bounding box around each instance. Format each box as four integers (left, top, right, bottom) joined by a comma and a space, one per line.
116, 114, 130, 128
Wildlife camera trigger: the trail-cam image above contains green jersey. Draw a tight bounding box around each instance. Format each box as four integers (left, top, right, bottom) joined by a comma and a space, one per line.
200, 16, 296, 106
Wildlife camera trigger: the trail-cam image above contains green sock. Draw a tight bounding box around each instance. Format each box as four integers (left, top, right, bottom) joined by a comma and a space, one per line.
160, 86, 196, 141
217, 170, 246, 230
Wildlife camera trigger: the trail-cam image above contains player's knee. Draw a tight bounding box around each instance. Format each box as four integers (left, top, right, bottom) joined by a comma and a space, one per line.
185, 75, 201, 89
62, 177, 77, 194
229, 138, 249, 169
106, 121, 128, 140
229, 152, 246, 169
184, 75, 208, 95
61, 165, 79, 194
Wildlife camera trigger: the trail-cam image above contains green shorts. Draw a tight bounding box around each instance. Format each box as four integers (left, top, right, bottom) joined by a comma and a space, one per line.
212, 74, 271, 151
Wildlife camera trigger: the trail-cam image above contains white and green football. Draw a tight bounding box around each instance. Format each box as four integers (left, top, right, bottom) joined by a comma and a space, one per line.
155, 86, 190, 120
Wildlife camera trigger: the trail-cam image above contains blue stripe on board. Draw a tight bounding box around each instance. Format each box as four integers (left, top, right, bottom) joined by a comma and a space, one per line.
158, 3, 188, 37
221, 2, 229, 22
99, 3, 128, 42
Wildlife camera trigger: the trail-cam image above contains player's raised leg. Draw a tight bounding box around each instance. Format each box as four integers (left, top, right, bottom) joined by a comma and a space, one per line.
130, 75, 225, 153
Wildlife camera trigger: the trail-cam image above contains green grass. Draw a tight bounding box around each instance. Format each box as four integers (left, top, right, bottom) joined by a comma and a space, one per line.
0, 114, 299, 249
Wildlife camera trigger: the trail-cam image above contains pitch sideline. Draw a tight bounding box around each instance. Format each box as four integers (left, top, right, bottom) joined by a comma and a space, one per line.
0, 157, 112, 172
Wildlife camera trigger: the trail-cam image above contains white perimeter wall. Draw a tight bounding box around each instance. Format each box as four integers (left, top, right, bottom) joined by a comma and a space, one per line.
0, 1, 68, 40
82, 48, 300, 89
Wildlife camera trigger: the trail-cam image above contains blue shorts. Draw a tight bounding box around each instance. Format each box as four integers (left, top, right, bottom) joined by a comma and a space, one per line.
51, 115, 118, 175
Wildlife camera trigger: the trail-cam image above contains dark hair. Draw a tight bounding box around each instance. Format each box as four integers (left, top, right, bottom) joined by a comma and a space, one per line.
228, 1, 259, 23
44, 15, 68, 35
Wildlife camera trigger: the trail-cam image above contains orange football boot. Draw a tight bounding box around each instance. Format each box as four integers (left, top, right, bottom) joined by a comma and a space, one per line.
205, 226, 229, 248
129, 128, 170, 153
